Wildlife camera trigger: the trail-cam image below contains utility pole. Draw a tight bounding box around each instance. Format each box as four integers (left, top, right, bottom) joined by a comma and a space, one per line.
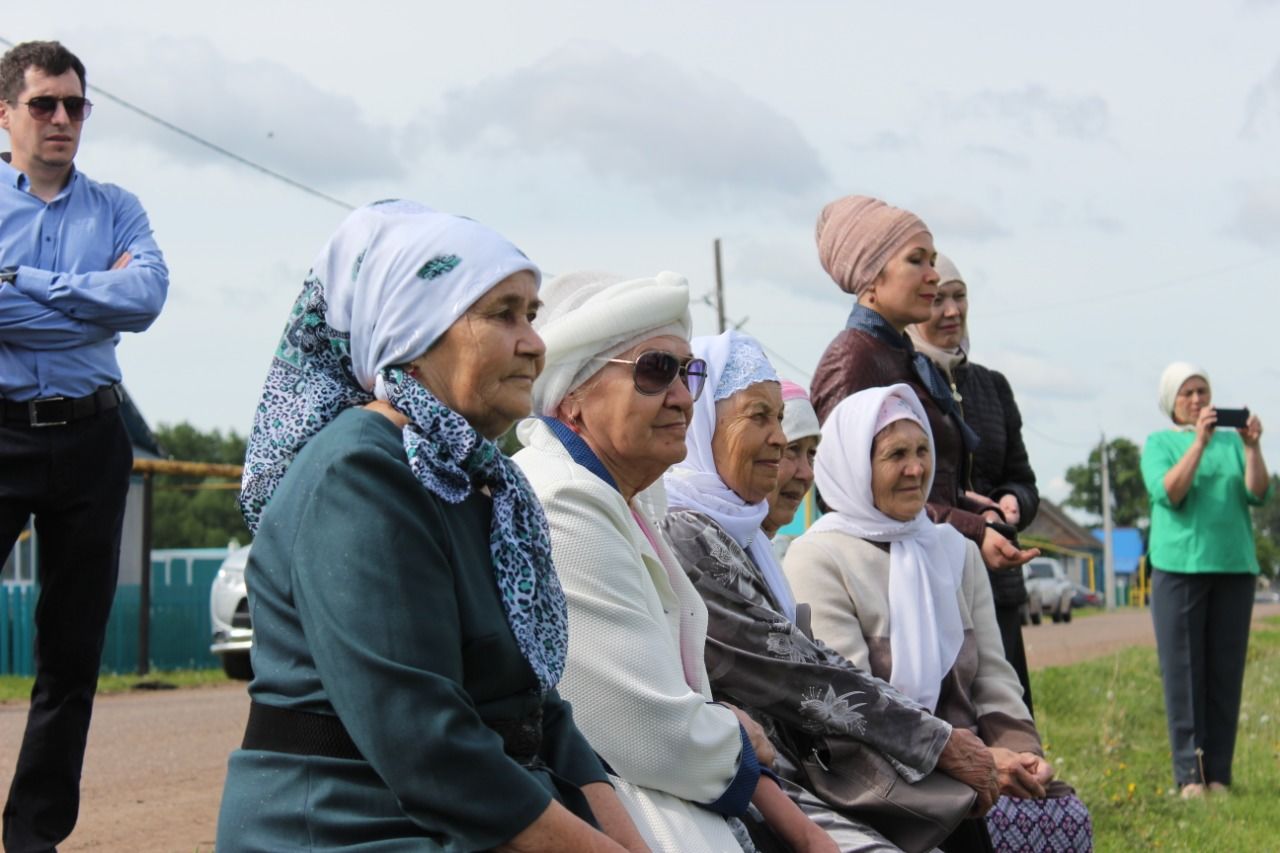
1100, 434, 1116, 610
713, 238, 726, 333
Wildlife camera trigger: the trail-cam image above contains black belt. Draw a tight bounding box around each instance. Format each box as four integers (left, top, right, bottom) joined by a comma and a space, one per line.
242, 701, 546, 766
242, 702, 364, 761
1, 384, 122, 428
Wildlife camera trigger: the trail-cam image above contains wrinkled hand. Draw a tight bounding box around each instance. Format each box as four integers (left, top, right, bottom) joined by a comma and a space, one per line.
1240, 413, 1263, 448
720, 702, 776, 769
998, 494, 1021, 526
936, 728, 999, 816
990, 747, 1053, 799
111, 251, 132, 270
1193, 406, 1217, 448
980, 527, 1039, 571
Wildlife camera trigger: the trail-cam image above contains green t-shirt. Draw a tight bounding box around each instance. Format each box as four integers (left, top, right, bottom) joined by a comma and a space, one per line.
1141, 428, 1271, 574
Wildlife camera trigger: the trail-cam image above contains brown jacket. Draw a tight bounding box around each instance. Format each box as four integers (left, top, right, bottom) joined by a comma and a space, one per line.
811, 327, 987, 543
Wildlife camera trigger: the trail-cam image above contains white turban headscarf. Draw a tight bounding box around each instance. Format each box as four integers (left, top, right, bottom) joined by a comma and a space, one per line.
527, 270, 692, 416
664, 331, 797, 621
808, 383, 967, 712
1158, 361, 1209, 424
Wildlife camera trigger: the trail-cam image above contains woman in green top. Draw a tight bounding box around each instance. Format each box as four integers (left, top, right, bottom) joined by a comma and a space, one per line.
217, 201, 648, 851
1140, 361, 1269, 799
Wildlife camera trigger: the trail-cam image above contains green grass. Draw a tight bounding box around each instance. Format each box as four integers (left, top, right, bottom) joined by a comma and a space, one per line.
0, 668, 231, 702
1032, 616, 1280, 851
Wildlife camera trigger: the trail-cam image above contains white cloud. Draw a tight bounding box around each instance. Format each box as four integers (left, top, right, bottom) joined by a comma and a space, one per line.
88, 35, 404, 187
914, 196, 1009, 242
1226, 179, 1280, 246
982, 348, 1097, 401
1044, 475, 1071, 503
724, 235, 840, 303
850, 131, 919, 152
940, 85, 1110, 141
419, 41, 830, 208
1243, 58, 1280, 136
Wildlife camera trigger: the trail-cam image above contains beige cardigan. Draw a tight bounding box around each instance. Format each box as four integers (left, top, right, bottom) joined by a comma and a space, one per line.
783, 529, 1042, 756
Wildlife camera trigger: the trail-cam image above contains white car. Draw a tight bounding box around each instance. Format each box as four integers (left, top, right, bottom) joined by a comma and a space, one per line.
1023, 557, 1074, 624
209, 544, 253, 680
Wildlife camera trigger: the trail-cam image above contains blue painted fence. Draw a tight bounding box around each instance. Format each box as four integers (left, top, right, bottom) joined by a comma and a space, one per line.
0, 548, 228, 675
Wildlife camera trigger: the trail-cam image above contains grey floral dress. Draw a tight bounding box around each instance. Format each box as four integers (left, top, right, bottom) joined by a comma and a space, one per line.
662, 510, 956, 851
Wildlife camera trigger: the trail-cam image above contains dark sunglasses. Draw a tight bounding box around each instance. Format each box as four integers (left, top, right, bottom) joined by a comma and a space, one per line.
600, 351, 707, 400
19, 96, 93, 122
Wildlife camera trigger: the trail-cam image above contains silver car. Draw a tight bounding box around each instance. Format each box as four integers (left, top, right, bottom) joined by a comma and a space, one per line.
1023, 557, 1074, 624
209, 544, 253, 680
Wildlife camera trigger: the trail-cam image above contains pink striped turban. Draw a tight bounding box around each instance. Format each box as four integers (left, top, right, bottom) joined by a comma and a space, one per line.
815, 195, 930, 296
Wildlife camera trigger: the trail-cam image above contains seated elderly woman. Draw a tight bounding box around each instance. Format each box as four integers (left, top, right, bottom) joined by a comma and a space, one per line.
513, 271, 838, 853
662, 331, 1001, 853
782, 385, 1093, 853
763, 380, 822, 559
218, 203, 647, 851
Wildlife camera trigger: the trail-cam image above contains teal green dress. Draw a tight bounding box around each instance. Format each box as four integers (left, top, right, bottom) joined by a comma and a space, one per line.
216, 409, 607, 851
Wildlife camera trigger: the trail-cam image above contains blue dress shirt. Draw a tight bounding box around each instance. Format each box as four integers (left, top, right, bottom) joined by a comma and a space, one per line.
0, 154, 168, 401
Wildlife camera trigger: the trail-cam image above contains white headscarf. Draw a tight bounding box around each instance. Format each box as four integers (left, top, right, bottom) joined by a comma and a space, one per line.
664, 331, 796, 620
526, 270, 691, 417
1158, 361, 1209, 425
307, 200, 541, 399
808, 384, 967, 712
780, 380, 821, 443
906, 252, 969, 382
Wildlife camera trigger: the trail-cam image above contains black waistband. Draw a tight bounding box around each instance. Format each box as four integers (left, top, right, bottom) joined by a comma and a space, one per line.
242, 702, 364, 762
1, 383, 122, 428
242, 701, 545, 766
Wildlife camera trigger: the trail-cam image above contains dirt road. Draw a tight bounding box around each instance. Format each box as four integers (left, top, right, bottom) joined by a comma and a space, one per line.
1, 602, 1277, 851
1024, 601, 1280, 670
0, 682, 248, 852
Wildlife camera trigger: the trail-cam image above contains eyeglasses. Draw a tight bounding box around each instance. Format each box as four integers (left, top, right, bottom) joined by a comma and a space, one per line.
599, 351, 707, 400
17, 96, 93, 122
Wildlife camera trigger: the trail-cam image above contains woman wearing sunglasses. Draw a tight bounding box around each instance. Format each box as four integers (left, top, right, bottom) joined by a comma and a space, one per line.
515, 272, 837, 852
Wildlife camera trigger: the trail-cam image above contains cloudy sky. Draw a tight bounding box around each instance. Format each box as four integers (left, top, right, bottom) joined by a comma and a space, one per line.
5, 1, 1278, 510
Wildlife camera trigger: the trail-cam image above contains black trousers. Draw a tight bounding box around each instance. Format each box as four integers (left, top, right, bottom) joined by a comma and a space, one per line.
993, 603, 1034, 717
0, 408, 132, 853
1150, 568, 1255, 787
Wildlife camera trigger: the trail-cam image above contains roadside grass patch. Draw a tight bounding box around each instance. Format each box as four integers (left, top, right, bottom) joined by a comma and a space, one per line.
1032, 616, 1280, 851
0, 668, 230, 703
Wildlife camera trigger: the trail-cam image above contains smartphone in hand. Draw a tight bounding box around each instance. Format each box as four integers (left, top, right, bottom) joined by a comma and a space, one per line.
1215, 407, 1250, 429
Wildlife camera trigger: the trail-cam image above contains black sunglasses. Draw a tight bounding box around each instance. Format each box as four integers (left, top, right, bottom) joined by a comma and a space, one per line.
600, 351, 707, 400
18, 96, 93, 122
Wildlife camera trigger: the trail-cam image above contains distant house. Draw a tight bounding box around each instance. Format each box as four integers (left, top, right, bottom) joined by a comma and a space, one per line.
1091, 527, 1146, 577
3, 387, 160, 586
1021, 498, 1104, 588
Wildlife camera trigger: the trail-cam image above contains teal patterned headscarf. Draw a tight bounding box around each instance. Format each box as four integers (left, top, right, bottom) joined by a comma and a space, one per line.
239, 200, 568, 692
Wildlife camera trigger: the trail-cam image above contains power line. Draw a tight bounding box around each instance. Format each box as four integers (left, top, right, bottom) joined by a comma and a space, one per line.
0, 35, 356, 212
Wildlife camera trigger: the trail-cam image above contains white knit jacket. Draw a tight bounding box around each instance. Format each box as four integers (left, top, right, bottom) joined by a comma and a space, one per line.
514, 419, 749, 852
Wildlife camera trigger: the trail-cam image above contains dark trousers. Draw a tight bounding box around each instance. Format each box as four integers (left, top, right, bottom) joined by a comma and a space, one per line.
993, 603, 1034, 717
0, 409, 132, 852
1150, 568, 1255, 787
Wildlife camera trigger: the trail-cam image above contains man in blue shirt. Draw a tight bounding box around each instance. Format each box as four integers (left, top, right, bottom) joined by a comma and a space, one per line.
0, 41, 168, 852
